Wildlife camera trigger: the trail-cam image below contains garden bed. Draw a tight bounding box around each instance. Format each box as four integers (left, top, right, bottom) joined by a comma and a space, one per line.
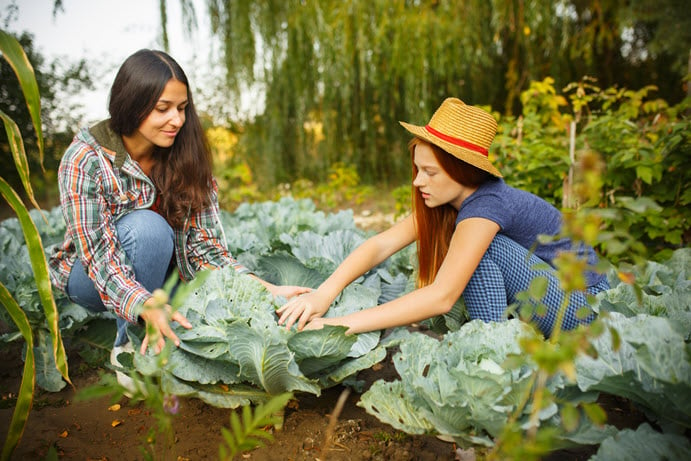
0, 337, 649, 461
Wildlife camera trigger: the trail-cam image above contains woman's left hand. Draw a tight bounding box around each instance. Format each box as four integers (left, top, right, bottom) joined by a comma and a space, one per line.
302, 317, 327, 331
303, 316, 350, 331
266, 283, 312, 299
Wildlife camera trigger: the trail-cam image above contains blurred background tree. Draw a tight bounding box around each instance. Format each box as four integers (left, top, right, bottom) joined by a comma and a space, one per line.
156, 0, 690, 188
1, 4, 94, 212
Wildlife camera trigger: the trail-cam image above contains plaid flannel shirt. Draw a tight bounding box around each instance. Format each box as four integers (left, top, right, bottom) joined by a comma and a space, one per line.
48, 120, 250, 323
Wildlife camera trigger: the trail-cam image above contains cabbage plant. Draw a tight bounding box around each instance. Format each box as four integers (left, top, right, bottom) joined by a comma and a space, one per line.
359, 320, 615, 448
575, 312, 691, 431
130, 264, 390, 407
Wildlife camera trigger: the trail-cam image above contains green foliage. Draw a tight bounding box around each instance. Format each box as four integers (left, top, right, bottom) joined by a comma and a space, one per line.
494, 78, 690, 262
590, 423, 691, 461
391, 184, 411, 220
273, 162, 373, 211
494, 78, 571, 206
218, 393, 293, 460
359, 321, 616, 451
574, 312, 691, 431
597, 248, 691, 339
359, 251, 690, 457
180, 0, 689, 188
0, 282, 36, 461
127, 246, 392, 404
0, 207, 103, 391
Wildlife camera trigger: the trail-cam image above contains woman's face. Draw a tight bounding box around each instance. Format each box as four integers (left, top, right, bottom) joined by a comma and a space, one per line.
413, 142, 465, 210
136, 78, 188, 153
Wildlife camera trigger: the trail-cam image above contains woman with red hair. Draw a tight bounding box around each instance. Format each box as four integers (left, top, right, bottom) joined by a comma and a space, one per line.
278, 98, 608, 337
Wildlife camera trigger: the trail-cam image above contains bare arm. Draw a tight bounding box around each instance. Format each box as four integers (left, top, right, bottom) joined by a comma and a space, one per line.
305, 217, 500, 334
277, 215, 418, 330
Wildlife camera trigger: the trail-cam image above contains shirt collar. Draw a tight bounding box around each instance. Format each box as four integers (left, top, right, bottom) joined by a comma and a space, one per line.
89, 119, 129, 169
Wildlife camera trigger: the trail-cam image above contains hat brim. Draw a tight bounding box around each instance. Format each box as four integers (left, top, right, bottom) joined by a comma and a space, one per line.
400, 121, 502, 177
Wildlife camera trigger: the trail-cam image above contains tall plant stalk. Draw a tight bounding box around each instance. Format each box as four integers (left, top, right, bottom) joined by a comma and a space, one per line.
0, 29, 70, 461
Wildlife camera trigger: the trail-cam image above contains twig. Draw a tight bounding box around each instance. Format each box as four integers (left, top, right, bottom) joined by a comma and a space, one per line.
320, 388, 351, 458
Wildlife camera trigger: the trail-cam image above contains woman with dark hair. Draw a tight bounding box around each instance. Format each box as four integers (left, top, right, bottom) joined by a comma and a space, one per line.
277, 98, 609, 337
49, 50, 309, 372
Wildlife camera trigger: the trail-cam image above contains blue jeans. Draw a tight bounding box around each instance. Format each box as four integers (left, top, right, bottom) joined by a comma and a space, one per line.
463, 234, 609, 337
66, 210, 175, 346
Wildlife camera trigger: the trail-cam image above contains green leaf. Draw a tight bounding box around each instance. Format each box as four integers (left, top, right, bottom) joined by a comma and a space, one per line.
0, 178, 70, 388
616, 196, 662, 214
582, 402, 607, 426
560, 403, 580, 432
288, 325, 355, 376
218, 392, 293, 458
0, 282, 35, 461
0, 110, 41, 212
575, 313, 691, 429
635, 165, 654, 184
528, 276, 549, 299
590, 423, 691, 461
225, 322, 320, 395
0, 29, 44, 169
360, 321, 553, 447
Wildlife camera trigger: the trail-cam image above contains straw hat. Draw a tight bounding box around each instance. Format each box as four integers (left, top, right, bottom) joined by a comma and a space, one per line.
399, 97, 501, 177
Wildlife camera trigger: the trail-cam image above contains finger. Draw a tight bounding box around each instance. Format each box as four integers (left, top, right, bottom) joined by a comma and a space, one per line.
171, 311, 192, 329
283, 311, 300, 330
277, 304, 299, 324
288, 306, 311, 331
155, 335, 165, 354
160, 323, 181, 347
140, 335, 149, 355
275, 302, 290, 315
296, 310, 312, 331
287, 287, 312, 298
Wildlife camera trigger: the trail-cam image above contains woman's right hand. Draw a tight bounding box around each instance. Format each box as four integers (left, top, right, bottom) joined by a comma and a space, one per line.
276, 290, 333, 331
139, 297, 192, 355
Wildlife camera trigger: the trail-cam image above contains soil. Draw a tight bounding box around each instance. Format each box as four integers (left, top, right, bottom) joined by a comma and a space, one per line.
0, 333, 649, 461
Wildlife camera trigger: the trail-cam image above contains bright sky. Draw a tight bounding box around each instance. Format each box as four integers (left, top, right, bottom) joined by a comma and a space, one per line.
2, 0, 214, 123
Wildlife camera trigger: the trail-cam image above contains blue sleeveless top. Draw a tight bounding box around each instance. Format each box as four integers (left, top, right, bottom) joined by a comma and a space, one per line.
455, 178, 606, 287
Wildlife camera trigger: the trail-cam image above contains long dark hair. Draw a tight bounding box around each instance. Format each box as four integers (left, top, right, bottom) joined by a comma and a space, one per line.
109, 49, 212, 227
409, 137, 492, 287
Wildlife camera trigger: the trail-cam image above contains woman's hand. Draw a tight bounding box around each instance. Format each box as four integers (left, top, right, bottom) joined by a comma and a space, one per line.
276, 290, 333, 331
267, 284, 313, 300
302, 316, 331, 331
139, 298, 192, 355
251, 276, 312, 300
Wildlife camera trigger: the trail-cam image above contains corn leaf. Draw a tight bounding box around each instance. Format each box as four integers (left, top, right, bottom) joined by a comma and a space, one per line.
0, 178, 70, 387
0, 282, 35, 461
0, 29, 44, 166
0, 108, 42, 214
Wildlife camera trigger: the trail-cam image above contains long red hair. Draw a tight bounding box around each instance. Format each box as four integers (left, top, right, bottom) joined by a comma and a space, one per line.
409, 138, 491, 287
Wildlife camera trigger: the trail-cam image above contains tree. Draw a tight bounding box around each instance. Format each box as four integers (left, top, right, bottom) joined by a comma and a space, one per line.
0, 30, 94, 208
160, 1, 691, 187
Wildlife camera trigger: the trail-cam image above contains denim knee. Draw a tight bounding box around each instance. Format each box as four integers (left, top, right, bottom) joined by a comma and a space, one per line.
115, 210, 175, 291
116, 210, 174, 256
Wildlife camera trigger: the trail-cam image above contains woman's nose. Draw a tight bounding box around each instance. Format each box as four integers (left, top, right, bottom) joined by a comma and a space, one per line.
170, 111, 184, 127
